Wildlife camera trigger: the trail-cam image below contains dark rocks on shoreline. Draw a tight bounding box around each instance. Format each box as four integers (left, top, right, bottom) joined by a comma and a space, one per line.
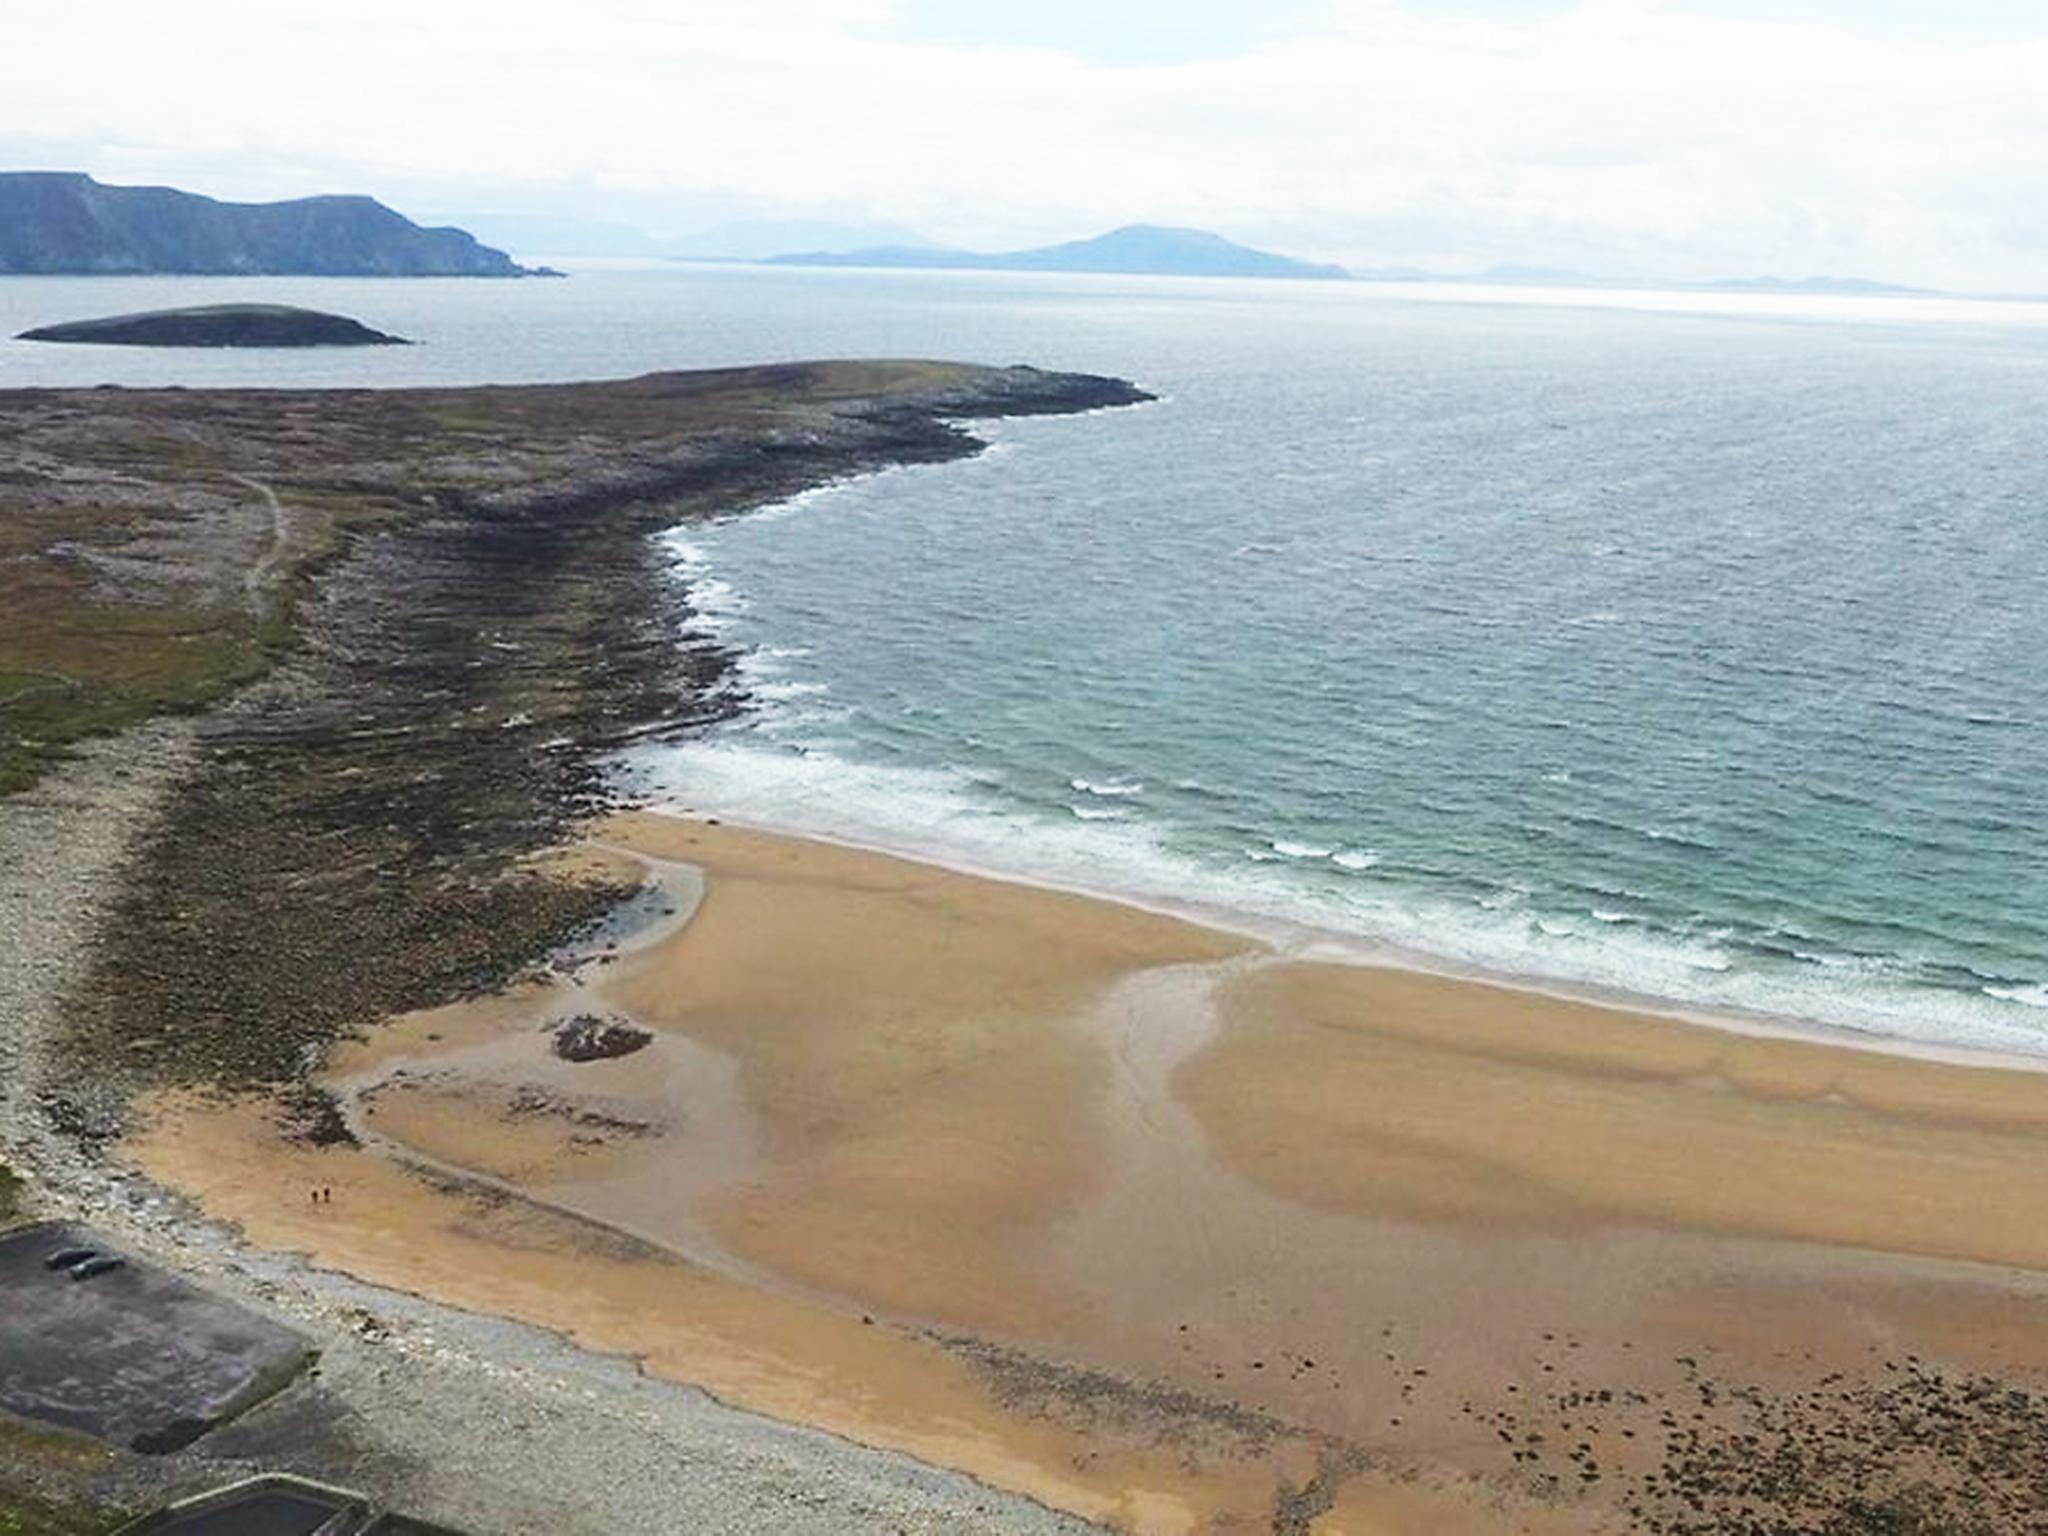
552, 1014, 652, 1063
19, 304, 412, 349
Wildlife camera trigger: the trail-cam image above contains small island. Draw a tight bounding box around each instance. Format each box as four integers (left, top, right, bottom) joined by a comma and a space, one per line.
17, 303, 412, 348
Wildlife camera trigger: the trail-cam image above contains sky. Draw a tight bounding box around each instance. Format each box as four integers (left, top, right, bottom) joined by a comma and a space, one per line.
7, 0, 2048, 288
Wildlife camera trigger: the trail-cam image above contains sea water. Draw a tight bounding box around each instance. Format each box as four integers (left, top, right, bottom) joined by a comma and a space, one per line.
5, 264, 2047, 1052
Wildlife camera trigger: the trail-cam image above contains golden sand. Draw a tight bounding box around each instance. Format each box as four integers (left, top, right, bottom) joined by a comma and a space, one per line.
128, 812, 2048, 1533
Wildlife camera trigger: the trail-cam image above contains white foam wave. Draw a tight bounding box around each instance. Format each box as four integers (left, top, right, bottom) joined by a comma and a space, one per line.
738, 645, 813, 680
1331, 849, 1380, 870
1984, 984, 2048, 1009
1071, 777, 1145, 797
752, 680, 829, 702
1070, 804, 1128, 822
664, 536, 711, 569
686, 577, 749, 632
1272, 839, 1334, 859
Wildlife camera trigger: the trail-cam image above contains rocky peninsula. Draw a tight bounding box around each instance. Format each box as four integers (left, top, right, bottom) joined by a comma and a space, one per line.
18, 304, 411, 348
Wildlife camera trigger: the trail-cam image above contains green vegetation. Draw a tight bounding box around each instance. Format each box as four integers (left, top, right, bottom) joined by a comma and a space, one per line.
0, 449, 393, 796
0, 458, 277, 794
0, 605, 270, 795
0, 1491, 127, 1536
0, 1419, 124, 1536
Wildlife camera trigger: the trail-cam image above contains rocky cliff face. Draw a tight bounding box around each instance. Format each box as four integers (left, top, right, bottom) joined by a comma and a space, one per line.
0, 172, 538, 277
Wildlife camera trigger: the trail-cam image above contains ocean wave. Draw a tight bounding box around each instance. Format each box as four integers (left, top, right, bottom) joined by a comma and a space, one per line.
751, 679, 829, 702
1331, 849, 1380, 870
1070, 804, 1129, 821
1071, 777, 1145, 797
664, 536, 711, 569
1984, 984, 2048, 1009
1271, 839, 1334, 859
686, 577, 748, 630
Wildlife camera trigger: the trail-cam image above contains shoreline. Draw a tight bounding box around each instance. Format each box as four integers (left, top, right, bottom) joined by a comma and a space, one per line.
635, 800, 2048, 1080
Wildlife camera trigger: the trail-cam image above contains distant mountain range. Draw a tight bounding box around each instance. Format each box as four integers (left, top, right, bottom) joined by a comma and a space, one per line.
764, 224, 1350, 281
0, 173, 545, 277
1694, 274, 1935, 297
756, 228, 1929, 296
0, 176, 1941, 298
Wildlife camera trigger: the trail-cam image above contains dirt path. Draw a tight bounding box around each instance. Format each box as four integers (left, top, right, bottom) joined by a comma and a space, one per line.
228, 472, 293, 612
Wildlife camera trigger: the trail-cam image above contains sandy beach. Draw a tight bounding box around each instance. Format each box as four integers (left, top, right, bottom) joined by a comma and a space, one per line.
129, 813, 2048, 1531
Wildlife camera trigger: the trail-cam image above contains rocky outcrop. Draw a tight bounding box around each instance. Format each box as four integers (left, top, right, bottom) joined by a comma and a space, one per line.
0, 173, 541, 277
552, 1015, 653, 1063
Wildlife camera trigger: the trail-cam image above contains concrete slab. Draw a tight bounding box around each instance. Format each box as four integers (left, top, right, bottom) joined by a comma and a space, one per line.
112, 1476, 466, 1536
0, 1222, 310, 1452
134, 1484, 357, 1536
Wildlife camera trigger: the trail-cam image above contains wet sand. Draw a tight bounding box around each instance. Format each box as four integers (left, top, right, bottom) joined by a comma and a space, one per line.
129, 813, 2048, 1532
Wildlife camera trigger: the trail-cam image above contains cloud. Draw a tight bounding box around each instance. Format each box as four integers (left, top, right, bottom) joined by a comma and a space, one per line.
6, 0, 2046, 287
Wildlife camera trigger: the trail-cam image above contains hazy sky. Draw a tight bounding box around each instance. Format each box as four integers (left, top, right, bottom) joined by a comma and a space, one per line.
9, 0, 2047, 287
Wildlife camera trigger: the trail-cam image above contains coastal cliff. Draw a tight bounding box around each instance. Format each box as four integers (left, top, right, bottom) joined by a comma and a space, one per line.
0, 172, 540, 277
